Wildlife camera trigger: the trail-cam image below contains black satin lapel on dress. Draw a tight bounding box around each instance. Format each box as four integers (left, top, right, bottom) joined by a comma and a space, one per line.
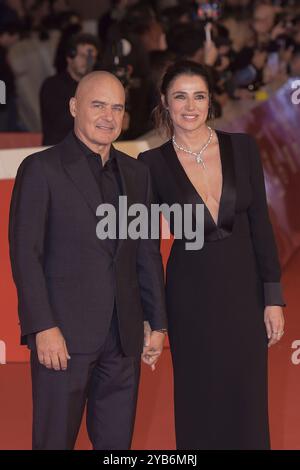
215, 130, 236, 239
160, 133, 236, 242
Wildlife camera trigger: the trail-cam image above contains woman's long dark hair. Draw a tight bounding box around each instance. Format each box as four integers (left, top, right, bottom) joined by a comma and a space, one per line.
153, 60, 214, 138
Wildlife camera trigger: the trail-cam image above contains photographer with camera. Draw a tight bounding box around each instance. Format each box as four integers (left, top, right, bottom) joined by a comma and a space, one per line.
230, 2, 296, 95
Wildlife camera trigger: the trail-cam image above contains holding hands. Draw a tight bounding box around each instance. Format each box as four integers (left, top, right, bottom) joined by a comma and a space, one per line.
142, 321, 166, 371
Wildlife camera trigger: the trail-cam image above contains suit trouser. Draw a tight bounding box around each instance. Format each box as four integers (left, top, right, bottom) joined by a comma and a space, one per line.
30, 312, 141, 450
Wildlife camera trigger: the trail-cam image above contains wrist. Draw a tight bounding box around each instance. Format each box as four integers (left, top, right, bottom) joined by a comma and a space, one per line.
153, 328, 167, 335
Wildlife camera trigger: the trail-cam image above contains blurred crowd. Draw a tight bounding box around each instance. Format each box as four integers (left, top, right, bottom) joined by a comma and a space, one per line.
0, 0, 299, 143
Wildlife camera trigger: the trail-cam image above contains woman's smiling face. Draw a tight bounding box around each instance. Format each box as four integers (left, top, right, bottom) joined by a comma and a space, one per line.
164, 74, 210, 134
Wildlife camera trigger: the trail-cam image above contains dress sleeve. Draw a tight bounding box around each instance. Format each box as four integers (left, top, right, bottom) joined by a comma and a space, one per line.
246, 134, 285, 306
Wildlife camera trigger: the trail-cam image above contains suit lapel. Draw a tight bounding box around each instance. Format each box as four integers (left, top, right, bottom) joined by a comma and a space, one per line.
60, 132, 103, 219
113, 147, 135, 258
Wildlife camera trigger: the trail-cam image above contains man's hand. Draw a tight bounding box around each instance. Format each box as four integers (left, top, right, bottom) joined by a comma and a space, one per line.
143, 321, 151, 349
271, 22, 286, 41
204, 22, 218, 67
36, 326, 71, 370
204, 39, 218, 66
142, 330, 165, 371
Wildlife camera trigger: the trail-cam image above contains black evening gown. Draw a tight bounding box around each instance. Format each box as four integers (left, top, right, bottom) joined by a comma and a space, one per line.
139, 131, 285, 450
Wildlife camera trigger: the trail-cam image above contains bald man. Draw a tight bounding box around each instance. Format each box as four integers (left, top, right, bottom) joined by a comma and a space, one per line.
9, 71, 167, 450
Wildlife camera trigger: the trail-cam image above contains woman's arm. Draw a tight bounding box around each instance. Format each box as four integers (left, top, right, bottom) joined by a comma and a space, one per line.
246, 134, 285, 307
246, 134, 285, 346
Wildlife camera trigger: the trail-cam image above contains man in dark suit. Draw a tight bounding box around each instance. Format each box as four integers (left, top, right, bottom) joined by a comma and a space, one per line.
9, 71, 167, 450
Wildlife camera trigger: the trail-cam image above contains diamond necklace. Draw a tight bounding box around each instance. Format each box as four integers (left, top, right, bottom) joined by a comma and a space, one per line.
172, 126, 213, 169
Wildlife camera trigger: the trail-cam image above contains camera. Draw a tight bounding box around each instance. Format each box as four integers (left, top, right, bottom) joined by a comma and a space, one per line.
196, 1, 222, 22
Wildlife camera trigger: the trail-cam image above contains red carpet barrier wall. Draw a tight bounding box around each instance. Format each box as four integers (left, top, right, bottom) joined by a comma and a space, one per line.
0, 133, 41, 150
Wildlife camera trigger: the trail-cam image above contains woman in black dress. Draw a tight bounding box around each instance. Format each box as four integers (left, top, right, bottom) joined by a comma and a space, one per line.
138, 61, 285, 450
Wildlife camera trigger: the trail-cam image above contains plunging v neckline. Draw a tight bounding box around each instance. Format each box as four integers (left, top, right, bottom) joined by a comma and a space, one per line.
170, 130, 225, 228
160, 129, 237, 242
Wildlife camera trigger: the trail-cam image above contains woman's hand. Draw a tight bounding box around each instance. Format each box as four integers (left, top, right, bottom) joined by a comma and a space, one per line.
264, 306, 285, 347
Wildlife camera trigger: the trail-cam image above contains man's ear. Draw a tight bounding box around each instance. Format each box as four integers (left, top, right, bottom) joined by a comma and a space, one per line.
69, 97, 76, 117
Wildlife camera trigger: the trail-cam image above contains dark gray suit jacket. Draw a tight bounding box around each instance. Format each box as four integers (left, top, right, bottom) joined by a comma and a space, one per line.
9, 132, 167, 355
